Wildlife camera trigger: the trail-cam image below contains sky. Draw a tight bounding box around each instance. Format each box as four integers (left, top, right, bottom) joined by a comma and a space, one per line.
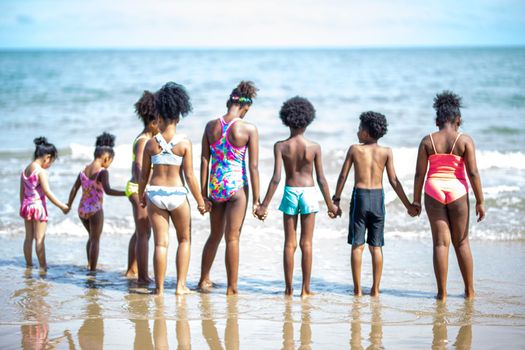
0, 0, 524, 48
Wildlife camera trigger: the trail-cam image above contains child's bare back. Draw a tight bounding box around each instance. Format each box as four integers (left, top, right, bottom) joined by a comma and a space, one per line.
350, 143, 391, 189
278, 135, 318, 187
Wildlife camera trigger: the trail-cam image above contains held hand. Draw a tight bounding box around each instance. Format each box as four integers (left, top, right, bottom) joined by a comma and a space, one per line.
140, 193, 147, 208
254, 204, 268, 221
203, 197, 213, 213
197, 204, 207, 215
331, 201, 342, 218
411, 201, 422, 216
476, 202, 485, 222
328, 203, 339, 219
61, 204, 70, 215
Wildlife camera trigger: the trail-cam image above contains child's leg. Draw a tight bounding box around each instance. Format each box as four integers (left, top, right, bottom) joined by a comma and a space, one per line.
23, 220, 35, 267
299, 213, 315, 297
283, 214, 298, 295
369, 245, 383, 296
447, 195, 474, 299
224, 188, 248, 295
134, 195, 152, 284
80, 217, 91, 266
126, 231, 138, 277
170, 200, 191, 295
199, 202, 226, 289
87, 210, 104, 271
425, 194, 452, 301
34, 220, 48, 270
351, 244, 365, 296
148, 203, 170, 295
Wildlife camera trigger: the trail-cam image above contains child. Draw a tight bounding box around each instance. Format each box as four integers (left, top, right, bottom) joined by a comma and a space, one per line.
413, 91, 485, 301
198, 81, 260, 295
125, 90, 160, 283
255, 96, 338, 297
66, 132, 125, 271
138, 82, 207, 295
20, 137, 69, 270
332, 111, 418, 296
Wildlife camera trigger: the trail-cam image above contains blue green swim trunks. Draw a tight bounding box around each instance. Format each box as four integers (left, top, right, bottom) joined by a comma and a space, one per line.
348, 187, 385, 247
279, 186, 320, 215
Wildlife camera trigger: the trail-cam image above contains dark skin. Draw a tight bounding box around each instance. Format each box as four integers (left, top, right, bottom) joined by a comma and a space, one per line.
67, 153, 125, 271
138, 117, 206, 295
255, 127, 337, 297
125, 120, 159, 283
413, 117, 485, 301
332, 124, 418, 296
198, 102, 260, 295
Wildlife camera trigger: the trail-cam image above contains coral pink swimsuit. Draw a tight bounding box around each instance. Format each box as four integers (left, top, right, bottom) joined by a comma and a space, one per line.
20, 167, 48, 222
424, 133, 468, 204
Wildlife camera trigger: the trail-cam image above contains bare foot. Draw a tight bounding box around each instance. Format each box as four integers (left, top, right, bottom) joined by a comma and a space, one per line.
353, 289, 362, 296
284, 287, 293, 296
226, 287, 238, 295
198, 279, 213, 290
155, 287, 164, 296
370, 288, 380, 297
301, 290, 314, 298
124, 270, 138, 279
436, 293, 447, 302
176, 285, 192, 295
465, 289, 475, 300
137, 276, 153, 285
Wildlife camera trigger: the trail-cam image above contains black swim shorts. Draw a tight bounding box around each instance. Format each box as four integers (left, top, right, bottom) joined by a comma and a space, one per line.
348, 187, 385, 247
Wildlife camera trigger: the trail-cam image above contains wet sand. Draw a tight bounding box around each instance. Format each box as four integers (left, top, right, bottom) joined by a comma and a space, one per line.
0, 225, 524, 349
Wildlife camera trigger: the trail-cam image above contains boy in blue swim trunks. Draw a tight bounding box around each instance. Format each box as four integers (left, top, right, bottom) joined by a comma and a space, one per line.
255, 97, 338, 297
332, 111, 419, 296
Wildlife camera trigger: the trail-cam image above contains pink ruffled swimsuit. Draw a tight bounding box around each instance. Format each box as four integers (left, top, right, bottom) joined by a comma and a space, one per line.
424, 133, 468, 204
78, 169, 104, 219
20, 167, 48, 222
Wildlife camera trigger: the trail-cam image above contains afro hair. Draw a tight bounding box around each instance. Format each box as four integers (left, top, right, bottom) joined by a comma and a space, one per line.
134, 90, 157, 126
359, 111, 388, 139
279, 96, 316, 129
433, 90, 462, 126
155, 82, 192, 122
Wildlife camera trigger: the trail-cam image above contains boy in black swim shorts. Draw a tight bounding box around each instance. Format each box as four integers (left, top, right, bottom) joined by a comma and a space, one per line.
331, 112, 419, 296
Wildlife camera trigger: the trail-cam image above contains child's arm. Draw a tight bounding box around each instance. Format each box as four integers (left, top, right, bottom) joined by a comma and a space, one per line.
39, 170, 68, 211
333, 147, 354, 216
20, 176, 24, 206
256, 142, 283, 220
132, 137, 148, 181
99, 170, 125, 196
182, 139, 207, 215
463, 135, 485, 222
385, 148, 415, 215
314, 144, 337, 217
138, 141, 153, 207
413, 138, 429, 213
200, 127, 212, 212
247, 125, 261, 214
66, 174, 81, 212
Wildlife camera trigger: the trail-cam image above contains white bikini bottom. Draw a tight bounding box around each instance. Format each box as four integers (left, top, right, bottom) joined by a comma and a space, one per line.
146, 186, 188, 211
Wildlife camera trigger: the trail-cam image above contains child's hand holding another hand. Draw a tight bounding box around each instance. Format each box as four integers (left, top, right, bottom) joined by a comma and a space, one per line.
254, 203, 268, 221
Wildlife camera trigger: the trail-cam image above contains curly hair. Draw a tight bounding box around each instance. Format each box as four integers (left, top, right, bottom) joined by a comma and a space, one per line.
227, 81, 258, 108
33, 136, 58, 160
134, 90, 157, 126
433, 90, 462, 127
155, 82, 192, 122
94, 132, 116, 158
359, 111, 388, 139
279, 96, 316, 129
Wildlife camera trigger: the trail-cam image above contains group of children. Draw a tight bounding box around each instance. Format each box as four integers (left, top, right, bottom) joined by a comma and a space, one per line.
20, 83, 485, 301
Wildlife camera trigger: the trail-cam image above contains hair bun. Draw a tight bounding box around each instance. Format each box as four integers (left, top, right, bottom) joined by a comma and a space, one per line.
95, 132, 116, 148
33, 136, 48, 146
433, 90, 462, 111
234, 81, 258, 99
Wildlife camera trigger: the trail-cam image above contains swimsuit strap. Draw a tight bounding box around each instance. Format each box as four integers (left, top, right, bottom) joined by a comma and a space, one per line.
450, 133, 462, 154
429, 133, 438, 155
155, 133, 176, 155
224, 118, 241, 135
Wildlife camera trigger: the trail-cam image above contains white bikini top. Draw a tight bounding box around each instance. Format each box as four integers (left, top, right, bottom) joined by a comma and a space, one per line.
151, 133, 185, 166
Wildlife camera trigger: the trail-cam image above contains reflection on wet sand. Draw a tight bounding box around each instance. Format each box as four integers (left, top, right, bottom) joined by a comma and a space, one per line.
78, 280, 104, 350
350, 298, 383, 350
199, 294, 239, 350
432, 301, 473, 350
281, 298, 312, 350
18, 269, 75, 349
125, 293, 154, 350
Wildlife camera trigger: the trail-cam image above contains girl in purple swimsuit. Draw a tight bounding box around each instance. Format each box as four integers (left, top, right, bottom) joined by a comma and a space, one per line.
20, 137, 69, 271
198, 81, 260, 295
66, 132, 125, 271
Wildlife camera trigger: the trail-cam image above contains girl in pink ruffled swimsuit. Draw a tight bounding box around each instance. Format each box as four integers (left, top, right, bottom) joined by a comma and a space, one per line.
20, 137, 69, 270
